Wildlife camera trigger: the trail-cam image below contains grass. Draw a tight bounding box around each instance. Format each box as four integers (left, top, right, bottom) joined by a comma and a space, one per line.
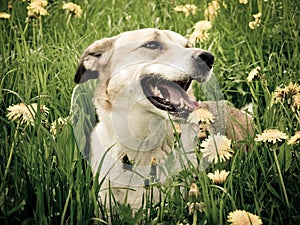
0, 0, 299, 224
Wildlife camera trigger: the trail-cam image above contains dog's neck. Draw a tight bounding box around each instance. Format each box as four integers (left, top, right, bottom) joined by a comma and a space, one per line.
92, 103, 174, 166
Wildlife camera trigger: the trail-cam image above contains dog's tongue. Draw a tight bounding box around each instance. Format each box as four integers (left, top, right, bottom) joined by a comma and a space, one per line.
157, 82, 199, 110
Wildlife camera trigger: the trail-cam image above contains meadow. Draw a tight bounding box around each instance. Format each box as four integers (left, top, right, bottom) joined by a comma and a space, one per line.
0, 0, 299, 224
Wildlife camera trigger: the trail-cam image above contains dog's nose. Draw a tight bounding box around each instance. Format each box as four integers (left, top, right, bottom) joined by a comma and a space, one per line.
192, 51, 214, 69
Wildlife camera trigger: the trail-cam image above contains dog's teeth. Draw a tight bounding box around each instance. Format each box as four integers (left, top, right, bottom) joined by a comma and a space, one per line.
165, 98, 169, 102
180, 98, 184, 108
151, 86, 161, 97
154, 87, 161, 97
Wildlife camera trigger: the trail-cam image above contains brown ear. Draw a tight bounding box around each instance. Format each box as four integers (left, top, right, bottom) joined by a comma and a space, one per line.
74, 37, 115, 84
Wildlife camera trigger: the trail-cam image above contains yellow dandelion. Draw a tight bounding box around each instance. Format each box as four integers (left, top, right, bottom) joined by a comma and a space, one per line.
62, 2, 83, 18
249, 12, 261, 30
273, 86, 286, 103
207, 169, 229, 184
27, 0, 49, 18
188, 107, 215, 124
247, 66, 261, 82
0, 12, 11, 19
286, 82, 300, 93
187, 201, 205, 214
198, 122, 210, 138
254, 129, 288, 144
273, 82, 300, 106
189, 20, 212, 44
174, 4, 197, 17
287, 131, 300, 145
204, 1, 220, 21
188, 183, 199, 200
227, 210, 262, 225
239, 0, 248, 4
174, 123, 182, 134
7, 103, 49, 125
293, 93, 300, 109
50, 117, 68, 136
200, 133, 233, 163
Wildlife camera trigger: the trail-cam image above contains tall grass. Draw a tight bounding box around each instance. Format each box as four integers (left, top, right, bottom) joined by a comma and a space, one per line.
1, 0, 299, 224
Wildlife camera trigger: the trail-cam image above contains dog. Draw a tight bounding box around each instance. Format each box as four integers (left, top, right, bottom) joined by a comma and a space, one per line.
74, 28, 253, 208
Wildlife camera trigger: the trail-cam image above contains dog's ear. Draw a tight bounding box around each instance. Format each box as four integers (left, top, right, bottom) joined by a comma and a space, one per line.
74, 37, 115, 84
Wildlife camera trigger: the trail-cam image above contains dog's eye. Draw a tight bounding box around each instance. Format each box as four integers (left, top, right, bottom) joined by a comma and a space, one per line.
142, 41, 162, 50
89, 52, 102, 57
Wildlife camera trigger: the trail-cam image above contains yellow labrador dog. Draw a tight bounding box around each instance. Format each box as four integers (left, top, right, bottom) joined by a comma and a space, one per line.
74, 28, 252, 208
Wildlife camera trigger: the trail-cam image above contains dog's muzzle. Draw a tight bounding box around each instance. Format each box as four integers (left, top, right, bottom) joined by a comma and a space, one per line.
141, 50, 214, 118
141, 76, 199, 118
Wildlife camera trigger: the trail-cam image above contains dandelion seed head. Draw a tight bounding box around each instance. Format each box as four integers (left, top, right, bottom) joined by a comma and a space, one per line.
227, 210, 262, 225
200, 133, 233, 163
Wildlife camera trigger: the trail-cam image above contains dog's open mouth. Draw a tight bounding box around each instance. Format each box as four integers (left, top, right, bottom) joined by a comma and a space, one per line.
141, 76, 199, 118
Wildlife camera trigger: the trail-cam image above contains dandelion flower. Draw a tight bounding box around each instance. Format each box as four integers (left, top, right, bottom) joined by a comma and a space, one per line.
249, 12, 261, 30
207, 169, 229, 184
150, 156, 157, 177
239, 0, 248, 4
287, 131, 300, 145
189, 20, 212, 44
293, 93, 300, 110
27, 0, 49, 18
200, 133, 233, 163
204, 1, 220, 21
255, 129, 288, 144
0, 12, 11, 19
62, 2, 83, 18
198, 122, 210, 138
188, 182, 199, 200
273, 87, 286, 103
188, 107, 214, 138
50, 117, 68, 136
227, 210, 262, 225
7, 103, 49, 125
188, 107, 215, 124
247, 66, 261, 82
174, 123, 182, 134
174, 4, 197, 17
253, 12, 262, 19
187, 201, 205, 215
273, 82, 300, 106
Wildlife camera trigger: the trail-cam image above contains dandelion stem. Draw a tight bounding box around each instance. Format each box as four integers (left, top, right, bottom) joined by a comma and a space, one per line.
273, 150, 290, 206
192, 206, 197, 225
0, 123, 19, 194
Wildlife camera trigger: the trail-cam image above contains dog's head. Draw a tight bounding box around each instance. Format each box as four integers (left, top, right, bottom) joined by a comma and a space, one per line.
74, 28, 214, 119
